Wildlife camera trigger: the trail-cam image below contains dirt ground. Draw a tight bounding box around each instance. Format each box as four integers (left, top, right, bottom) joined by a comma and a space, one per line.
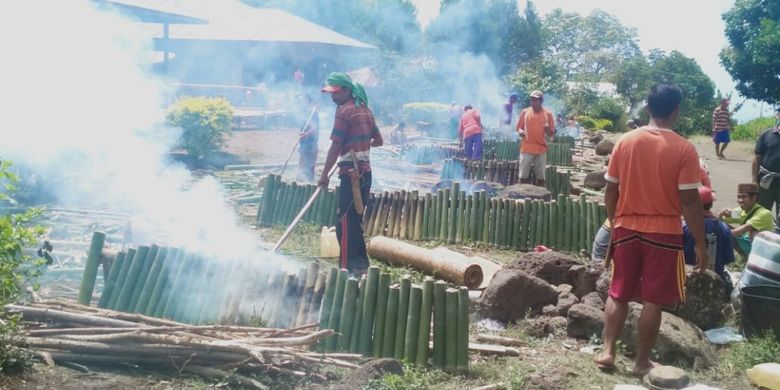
690, 135, 754, 209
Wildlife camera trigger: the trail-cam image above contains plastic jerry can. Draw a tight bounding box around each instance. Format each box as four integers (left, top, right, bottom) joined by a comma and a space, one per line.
746, 362, 780, 390
320, 227, 339, 258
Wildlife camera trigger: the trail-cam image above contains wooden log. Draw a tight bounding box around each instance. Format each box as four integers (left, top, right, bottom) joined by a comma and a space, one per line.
415, 278, 434, 366
5, 304, 144, 328
371, 273, 391, 357
358, 266, 380, 356
445, 288, 458, 368
367, 237, 483, 289
394, 276, 411, 359
457, 287, 469, 368
77, 231, 106, 306
468, 343, 521, 357
475, 334, 526, 347
403, 286, 422, 363
381, 286, 399, 358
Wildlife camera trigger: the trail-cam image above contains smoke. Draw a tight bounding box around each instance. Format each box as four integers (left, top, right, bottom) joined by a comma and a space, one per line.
0, 1, 293, 270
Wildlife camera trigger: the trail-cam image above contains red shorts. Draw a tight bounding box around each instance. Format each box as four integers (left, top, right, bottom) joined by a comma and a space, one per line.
608, 227, 686, 305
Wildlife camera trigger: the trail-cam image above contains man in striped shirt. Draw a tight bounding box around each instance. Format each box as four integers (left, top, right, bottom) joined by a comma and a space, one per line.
712, 99, 732, 159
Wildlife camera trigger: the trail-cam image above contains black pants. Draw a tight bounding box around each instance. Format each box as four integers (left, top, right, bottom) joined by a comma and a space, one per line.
336, 171, 371, 274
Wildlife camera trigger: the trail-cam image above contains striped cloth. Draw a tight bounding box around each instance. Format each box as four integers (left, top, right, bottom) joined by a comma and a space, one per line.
712, 107, 731, 130
740, 231, 780, 289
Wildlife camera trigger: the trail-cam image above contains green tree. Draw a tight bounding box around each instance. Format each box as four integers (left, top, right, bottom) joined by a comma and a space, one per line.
505, 1, 544, 72
507, 58, 566, 99
720, 0, 780, 103
612, 56, 654, 111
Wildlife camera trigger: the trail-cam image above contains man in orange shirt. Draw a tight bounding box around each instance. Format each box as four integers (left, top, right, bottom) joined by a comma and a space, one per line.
516, 90, 555, 186
458, 105, 483, 160
595, 83, 709, 376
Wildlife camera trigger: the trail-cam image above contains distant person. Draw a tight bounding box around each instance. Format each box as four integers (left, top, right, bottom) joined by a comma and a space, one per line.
501, 93, 519, 129
712, 98, 732, 159
448, 103, 461, 140
719, 183, 775, 256
319, 72, 383, 276
682, 186, 735, 294
389, 121, 408, 145
559, 115, 581, 139
516, 90, 555, 186
293, 68, 305, 84
458, 105, 483, 160
297, 95, 319, 183
596, 83, 708, 376
753, 106, 780, 216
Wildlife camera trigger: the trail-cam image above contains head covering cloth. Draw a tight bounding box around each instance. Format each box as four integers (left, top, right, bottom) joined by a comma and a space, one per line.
325, 72, 369, 106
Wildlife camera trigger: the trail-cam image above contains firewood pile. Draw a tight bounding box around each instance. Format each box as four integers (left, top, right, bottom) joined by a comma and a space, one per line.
6, 300, 363, 388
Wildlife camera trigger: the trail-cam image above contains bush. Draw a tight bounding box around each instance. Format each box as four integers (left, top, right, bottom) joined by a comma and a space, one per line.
402, 102, 451, 124
595, 119, 613, 131
577, 115, 597, 130
0, 160, 45, 374
167, 96, 233, 158
732, 117, 776, 141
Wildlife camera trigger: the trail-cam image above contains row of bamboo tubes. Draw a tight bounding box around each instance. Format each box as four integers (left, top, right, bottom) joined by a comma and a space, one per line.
439, 159, 572, 195
256, 177, 602, 252
546, 142, 573, 166
317, 267, 469, 368
401, 140, 521, 165
256, 174, 340, 227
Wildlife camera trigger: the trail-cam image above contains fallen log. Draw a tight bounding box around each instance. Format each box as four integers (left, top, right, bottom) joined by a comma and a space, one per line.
468, 342, 520, 357
475, 334, 526, 348
367, 236, 484, 289
6, 304, 146, 328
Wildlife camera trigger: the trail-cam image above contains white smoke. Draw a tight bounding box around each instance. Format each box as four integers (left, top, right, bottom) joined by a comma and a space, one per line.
0, 1, 292, 268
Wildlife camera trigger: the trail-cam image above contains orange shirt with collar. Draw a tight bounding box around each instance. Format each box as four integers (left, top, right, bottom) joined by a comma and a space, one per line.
516, 107, 555, 155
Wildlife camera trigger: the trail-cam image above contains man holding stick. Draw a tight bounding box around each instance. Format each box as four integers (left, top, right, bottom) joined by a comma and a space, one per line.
596, 83, 709, 376
319, 73, 383, 276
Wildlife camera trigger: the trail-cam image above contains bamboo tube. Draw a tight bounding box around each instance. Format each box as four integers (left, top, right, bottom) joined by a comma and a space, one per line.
394, 276, 411, 359
494, 198, 503, 247
587, 201, 595, 249
337, 278, 359, 352
77, 231, 106, 306
455, 192, 465, 244
325, 269, 348, 351
318, 267, 339, 329
272, 182, 288, 225
457, 287, 469, 368
487, 198, 496, 246
449, 183, 459, 243
295, 262, 319, 327
371, 192, 387, 236
133, 246, 167, 313
144, 248, 181, 317
382, 286, 399, 358
107, 248, 136, 310
386, 192, 399, 237
541, 202, 550, 247
309, 183, 322, 225
556, 195, 566, 249
257, 174, 274, 225
127, 244, 159, 312
440, 188, 450, 241
504, 199, 513, 249
422, 193, 431, 240
432, 281, 447, 367
464, 194, 473, 242
97, 251, 125, 309
307, 272, 327, 324
404, 286, 422, 363
527, 201, 537, 247
519, 200, 529, 251
573, 201, 581, 251
114, 246, 150, 312
416, 278, 434, 365
413, 196, 423, 241
170, 254, 205, 323
512, 201, 521, 249
157, 251, 191, 319
371, 273, 391, 357
349, 277, 366, 354
564, 198, 573, 252
477, 191, 486, 242
433, 191, 442, 240
358, 266, 380, 356
394, 191, 405, 238
400, 192, 411, 239
445, 288, 458, 368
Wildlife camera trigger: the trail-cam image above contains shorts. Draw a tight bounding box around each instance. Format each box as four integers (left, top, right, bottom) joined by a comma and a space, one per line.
609, 227, 686, 305
713, 129, 730, 144
519, 152, 546, 180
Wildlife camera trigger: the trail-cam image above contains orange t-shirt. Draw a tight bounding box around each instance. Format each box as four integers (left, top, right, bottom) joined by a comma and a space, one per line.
516, 108, 555, 155
458, 109, 482, 139
605, 127, 701, 235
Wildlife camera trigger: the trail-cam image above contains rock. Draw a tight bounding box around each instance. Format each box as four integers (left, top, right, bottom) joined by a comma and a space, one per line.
566, 303, 605, 338
581, 292, 605, 311
556, 284, 573, 294
478, 269, 559, 323
675, 269, 727, 330
542, 304, 559, 316
330, 359, 403, 390
524, 316, 568, 338
497, 184, 552, 201
584, 170, 608, 190
556, 291, 580, 316
507, 251, 582, 286
569, 263, 605, 297
589, 133, 604, 145
621, 303, 716, 367
647, 366, 690, 389
595, 139, 615, 156
595, 267, 611, 302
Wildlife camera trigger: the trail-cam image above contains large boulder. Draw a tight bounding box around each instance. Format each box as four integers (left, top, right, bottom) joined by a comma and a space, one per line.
497, 184, 552, 201
622, 303, 716, 367
584, 170, 607, 191
566, 303, 605, 338
595, 267, 612, 302
595, 139, 615, 156
589, 133, 604, 145
569, 263, 605, 297
675, 269, 727, 330
507, 251, 582, 286
478, 269, 558, 323
581, 291, 605, 311
330, 359, 403, 390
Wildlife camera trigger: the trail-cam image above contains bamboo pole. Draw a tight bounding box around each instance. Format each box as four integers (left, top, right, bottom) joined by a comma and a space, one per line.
337, 278, 359, 352
382, 287, 399, 358
528, 201, 537, 248
456, 192, 465, 244
127, 244, 159, 312
317, 267, 338, 340
520, 200, 529, 251
457, 287, 469, 368
307, 272, 327, 324
295, 262, 319, 327
358, 266, 380, 356
432, 281, 447, 367
107, 248, 136, 310
422, 193, 431, 240
157, 251, 190, 319
404, 286, 422, 363
440, 188, 450, 241
97, 251, 125, 309
145, 248, 181, 317
325, 269, 348, 351
386, 192, 399, 237
512, 201, 522, 250
133, 246, 168, 314
77, 231, 106, 306
349, 277, 366, 354
114, 246, 150, 312
394, 276, 411, 359
371, 273, 391, 357
414, 197, 423, 241
449, 183, 459, 243
416, 278, 434, 366
445, 288, 458, 368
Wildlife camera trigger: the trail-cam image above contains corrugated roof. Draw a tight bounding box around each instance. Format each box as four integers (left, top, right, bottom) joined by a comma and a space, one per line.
108, 0, 375, 49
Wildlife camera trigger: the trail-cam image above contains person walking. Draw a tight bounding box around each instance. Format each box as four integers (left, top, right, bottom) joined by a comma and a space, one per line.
753, 107, 780, 216
595, 83, 709, 376
458, 105, 483, 160
319, 72, 383, 276
515, 90, 555, 186
297, 95, 319, 183
712, 98, 732, 159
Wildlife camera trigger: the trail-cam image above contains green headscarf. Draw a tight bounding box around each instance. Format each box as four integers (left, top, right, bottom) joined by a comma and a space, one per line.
325, 72, 369, 106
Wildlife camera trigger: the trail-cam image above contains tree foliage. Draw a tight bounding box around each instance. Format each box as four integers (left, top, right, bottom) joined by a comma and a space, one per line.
721, 0, 780, 103
167, 97, 233, 158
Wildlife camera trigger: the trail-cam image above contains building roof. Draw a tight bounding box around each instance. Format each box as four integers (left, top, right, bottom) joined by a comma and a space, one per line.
97, 0, 208, 24
104, 0, 375, 49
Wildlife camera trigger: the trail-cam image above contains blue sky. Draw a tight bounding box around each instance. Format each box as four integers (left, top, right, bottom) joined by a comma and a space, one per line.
411, 0, 768, 122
